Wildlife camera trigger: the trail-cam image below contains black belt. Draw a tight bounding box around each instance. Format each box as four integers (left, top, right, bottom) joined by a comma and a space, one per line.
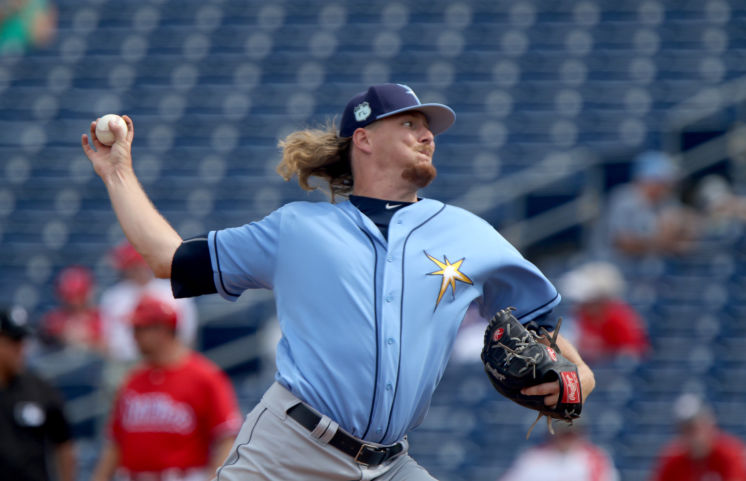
286, 403, 404, 467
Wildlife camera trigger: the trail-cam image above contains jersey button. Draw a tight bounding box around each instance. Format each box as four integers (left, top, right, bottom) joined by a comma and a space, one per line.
387, 338, 394, 345
384, 295, 393, 303
386, 255, 393, 262
376, 428, 383, 434
386, 383, 393, 391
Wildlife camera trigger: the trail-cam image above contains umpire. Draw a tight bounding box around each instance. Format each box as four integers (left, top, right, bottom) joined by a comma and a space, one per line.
0, 306, 76, 481
82, 83, 595, 480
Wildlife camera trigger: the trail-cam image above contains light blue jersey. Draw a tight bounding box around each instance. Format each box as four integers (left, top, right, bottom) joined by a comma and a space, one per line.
207, 198, 560, 445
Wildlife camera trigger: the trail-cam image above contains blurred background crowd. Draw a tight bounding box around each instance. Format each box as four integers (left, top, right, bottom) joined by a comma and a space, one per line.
1, 0, 746, 480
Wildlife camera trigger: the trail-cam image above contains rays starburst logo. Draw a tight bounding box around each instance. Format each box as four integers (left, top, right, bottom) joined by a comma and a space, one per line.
425, 251, 473, 310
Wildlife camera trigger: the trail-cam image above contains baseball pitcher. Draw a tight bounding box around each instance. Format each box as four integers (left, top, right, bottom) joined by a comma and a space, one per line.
82, 83, 595, 480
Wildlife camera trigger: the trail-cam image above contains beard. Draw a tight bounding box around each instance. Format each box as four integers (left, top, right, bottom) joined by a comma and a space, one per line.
401, 162, 437, 189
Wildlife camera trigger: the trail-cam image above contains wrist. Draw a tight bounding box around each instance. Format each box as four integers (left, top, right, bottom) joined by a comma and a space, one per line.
101, 163, 137, 187
578, 362, 595, 402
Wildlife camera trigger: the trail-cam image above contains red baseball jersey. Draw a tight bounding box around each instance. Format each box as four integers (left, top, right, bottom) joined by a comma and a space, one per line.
109, 351, 242, 472
651, 432, 746, 481
41, 307, 102, 348
577, 299, 649, 359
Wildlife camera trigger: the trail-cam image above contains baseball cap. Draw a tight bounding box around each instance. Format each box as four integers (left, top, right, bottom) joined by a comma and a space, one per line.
56, 266, 94, 304
110, 241, 147, 271
339, 83, 455, 137
0, 306, 30, 341
633, 151, 677, 182
131, 296, 178, 330
559, 261, 626, 304
673, 393, 713, 426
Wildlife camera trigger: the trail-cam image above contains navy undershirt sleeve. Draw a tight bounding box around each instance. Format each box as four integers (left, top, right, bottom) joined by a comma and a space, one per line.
524, 311, 557, 332
171, 234, 218, 298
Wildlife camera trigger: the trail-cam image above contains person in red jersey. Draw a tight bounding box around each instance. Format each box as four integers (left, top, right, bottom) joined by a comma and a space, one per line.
91, 295, 242, 481
40, 266, 103, 352
650, 393, 746, 481
559, 262, 649, 363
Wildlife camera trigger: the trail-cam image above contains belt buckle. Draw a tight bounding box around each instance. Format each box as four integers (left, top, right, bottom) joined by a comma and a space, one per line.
353, 443, 378, 467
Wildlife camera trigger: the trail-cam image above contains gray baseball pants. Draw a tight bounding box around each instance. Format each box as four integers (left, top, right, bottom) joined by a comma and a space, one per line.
213, 382, 437, 481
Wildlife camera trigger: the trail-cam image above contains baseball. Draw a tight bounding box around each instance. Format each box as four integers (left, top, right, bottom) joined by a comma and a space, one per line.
95, 114, 127, 146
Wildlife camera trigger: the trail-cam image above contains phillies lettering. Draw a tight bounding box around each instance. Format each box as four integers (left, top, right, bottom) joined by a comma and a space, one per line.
121, 391, 196, 433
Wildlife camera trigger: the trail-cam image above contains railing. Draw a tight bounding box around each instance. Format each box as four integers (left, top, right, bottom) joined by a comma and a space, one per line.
452, 75, 746, 251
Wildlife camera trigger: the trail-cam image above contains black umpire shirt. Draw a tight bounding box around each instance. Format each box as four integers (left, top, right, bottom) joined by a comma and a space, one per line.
0, 370, 72, 481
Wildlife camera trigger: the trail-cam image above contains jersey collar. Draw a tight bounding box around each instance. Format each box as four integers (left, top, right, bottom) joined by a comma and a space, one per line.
338, 198, 445, 244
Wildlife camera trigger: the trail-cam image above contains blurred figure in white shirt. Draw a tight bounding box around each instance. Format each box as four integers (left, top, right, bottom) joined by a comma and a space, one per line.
99, 241, 198, 397
498, 421, 619, 481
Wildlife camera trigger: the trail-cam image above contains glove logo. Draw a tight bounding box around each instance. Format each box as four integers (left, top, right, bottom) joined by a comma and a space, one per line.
492, 327, 504, 342
560, 371, 580, 403
546, 346, 557, 361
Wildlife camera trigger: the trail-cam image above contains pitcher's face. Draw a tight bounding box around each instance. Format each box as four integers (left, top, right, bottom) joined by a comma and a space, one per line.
367, 112, 437, 189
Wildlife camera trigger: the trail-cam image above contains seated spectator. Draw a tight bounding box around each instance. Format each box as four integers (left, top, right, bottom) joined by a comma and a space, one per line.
498, 420, 619, 481
596, 151, 699, 260
0, 0, 57, 55
650, 393, 746, 481
39, 265, 103, 352
691, 173, 746, 237
0, 306, 76, 481
559, 261, 649, 363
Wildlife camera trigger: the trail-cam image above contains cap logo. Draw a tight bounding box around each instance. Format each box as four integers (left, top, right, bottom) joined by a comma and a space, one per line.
354, 101, 372, 122
15, 402, 45, 427
397, 84, 420, 103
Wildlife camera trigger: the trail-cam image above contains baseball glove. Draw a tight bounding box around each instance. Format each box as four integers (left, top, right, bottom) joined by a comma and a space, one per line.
481, 307, 582, 438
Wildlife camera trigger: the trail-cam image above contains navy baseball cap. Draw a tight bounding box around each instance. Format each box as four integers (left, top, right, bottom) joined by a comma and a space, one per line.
0, 306, 30, 341
339, 83, 455, 138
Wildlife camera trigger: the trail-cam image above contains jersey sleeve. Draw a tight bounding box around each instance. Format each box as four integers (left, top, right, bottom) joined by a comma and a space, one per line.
208, 208, 283, 301
481, 232, 561, 329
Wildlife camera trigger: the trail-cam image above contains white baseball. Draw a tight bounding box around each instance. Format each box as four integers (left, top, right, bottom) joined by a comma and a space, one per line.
95, 114, 127, 146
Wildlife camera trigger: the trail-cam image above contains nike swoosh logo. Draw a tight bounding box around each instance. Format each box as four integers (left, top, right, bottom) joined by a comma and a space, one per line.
385, 203, 402, 209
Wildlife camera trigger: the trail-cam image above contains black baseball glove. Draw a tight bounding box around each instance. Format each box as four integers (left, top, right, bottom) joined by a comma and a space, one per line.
481, 307, 582, 438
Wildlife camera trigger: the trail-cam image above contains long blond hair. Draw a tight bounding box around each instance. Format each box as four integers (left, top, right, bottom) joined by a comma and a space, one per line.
276, 124, 353, 202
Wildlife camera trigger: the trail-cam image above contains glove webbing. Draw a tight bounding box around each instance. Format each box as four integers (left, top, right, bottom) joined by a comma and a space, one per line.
510, 317, 572, 440
494, 329, 550, 439
497, 337, 542, 378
